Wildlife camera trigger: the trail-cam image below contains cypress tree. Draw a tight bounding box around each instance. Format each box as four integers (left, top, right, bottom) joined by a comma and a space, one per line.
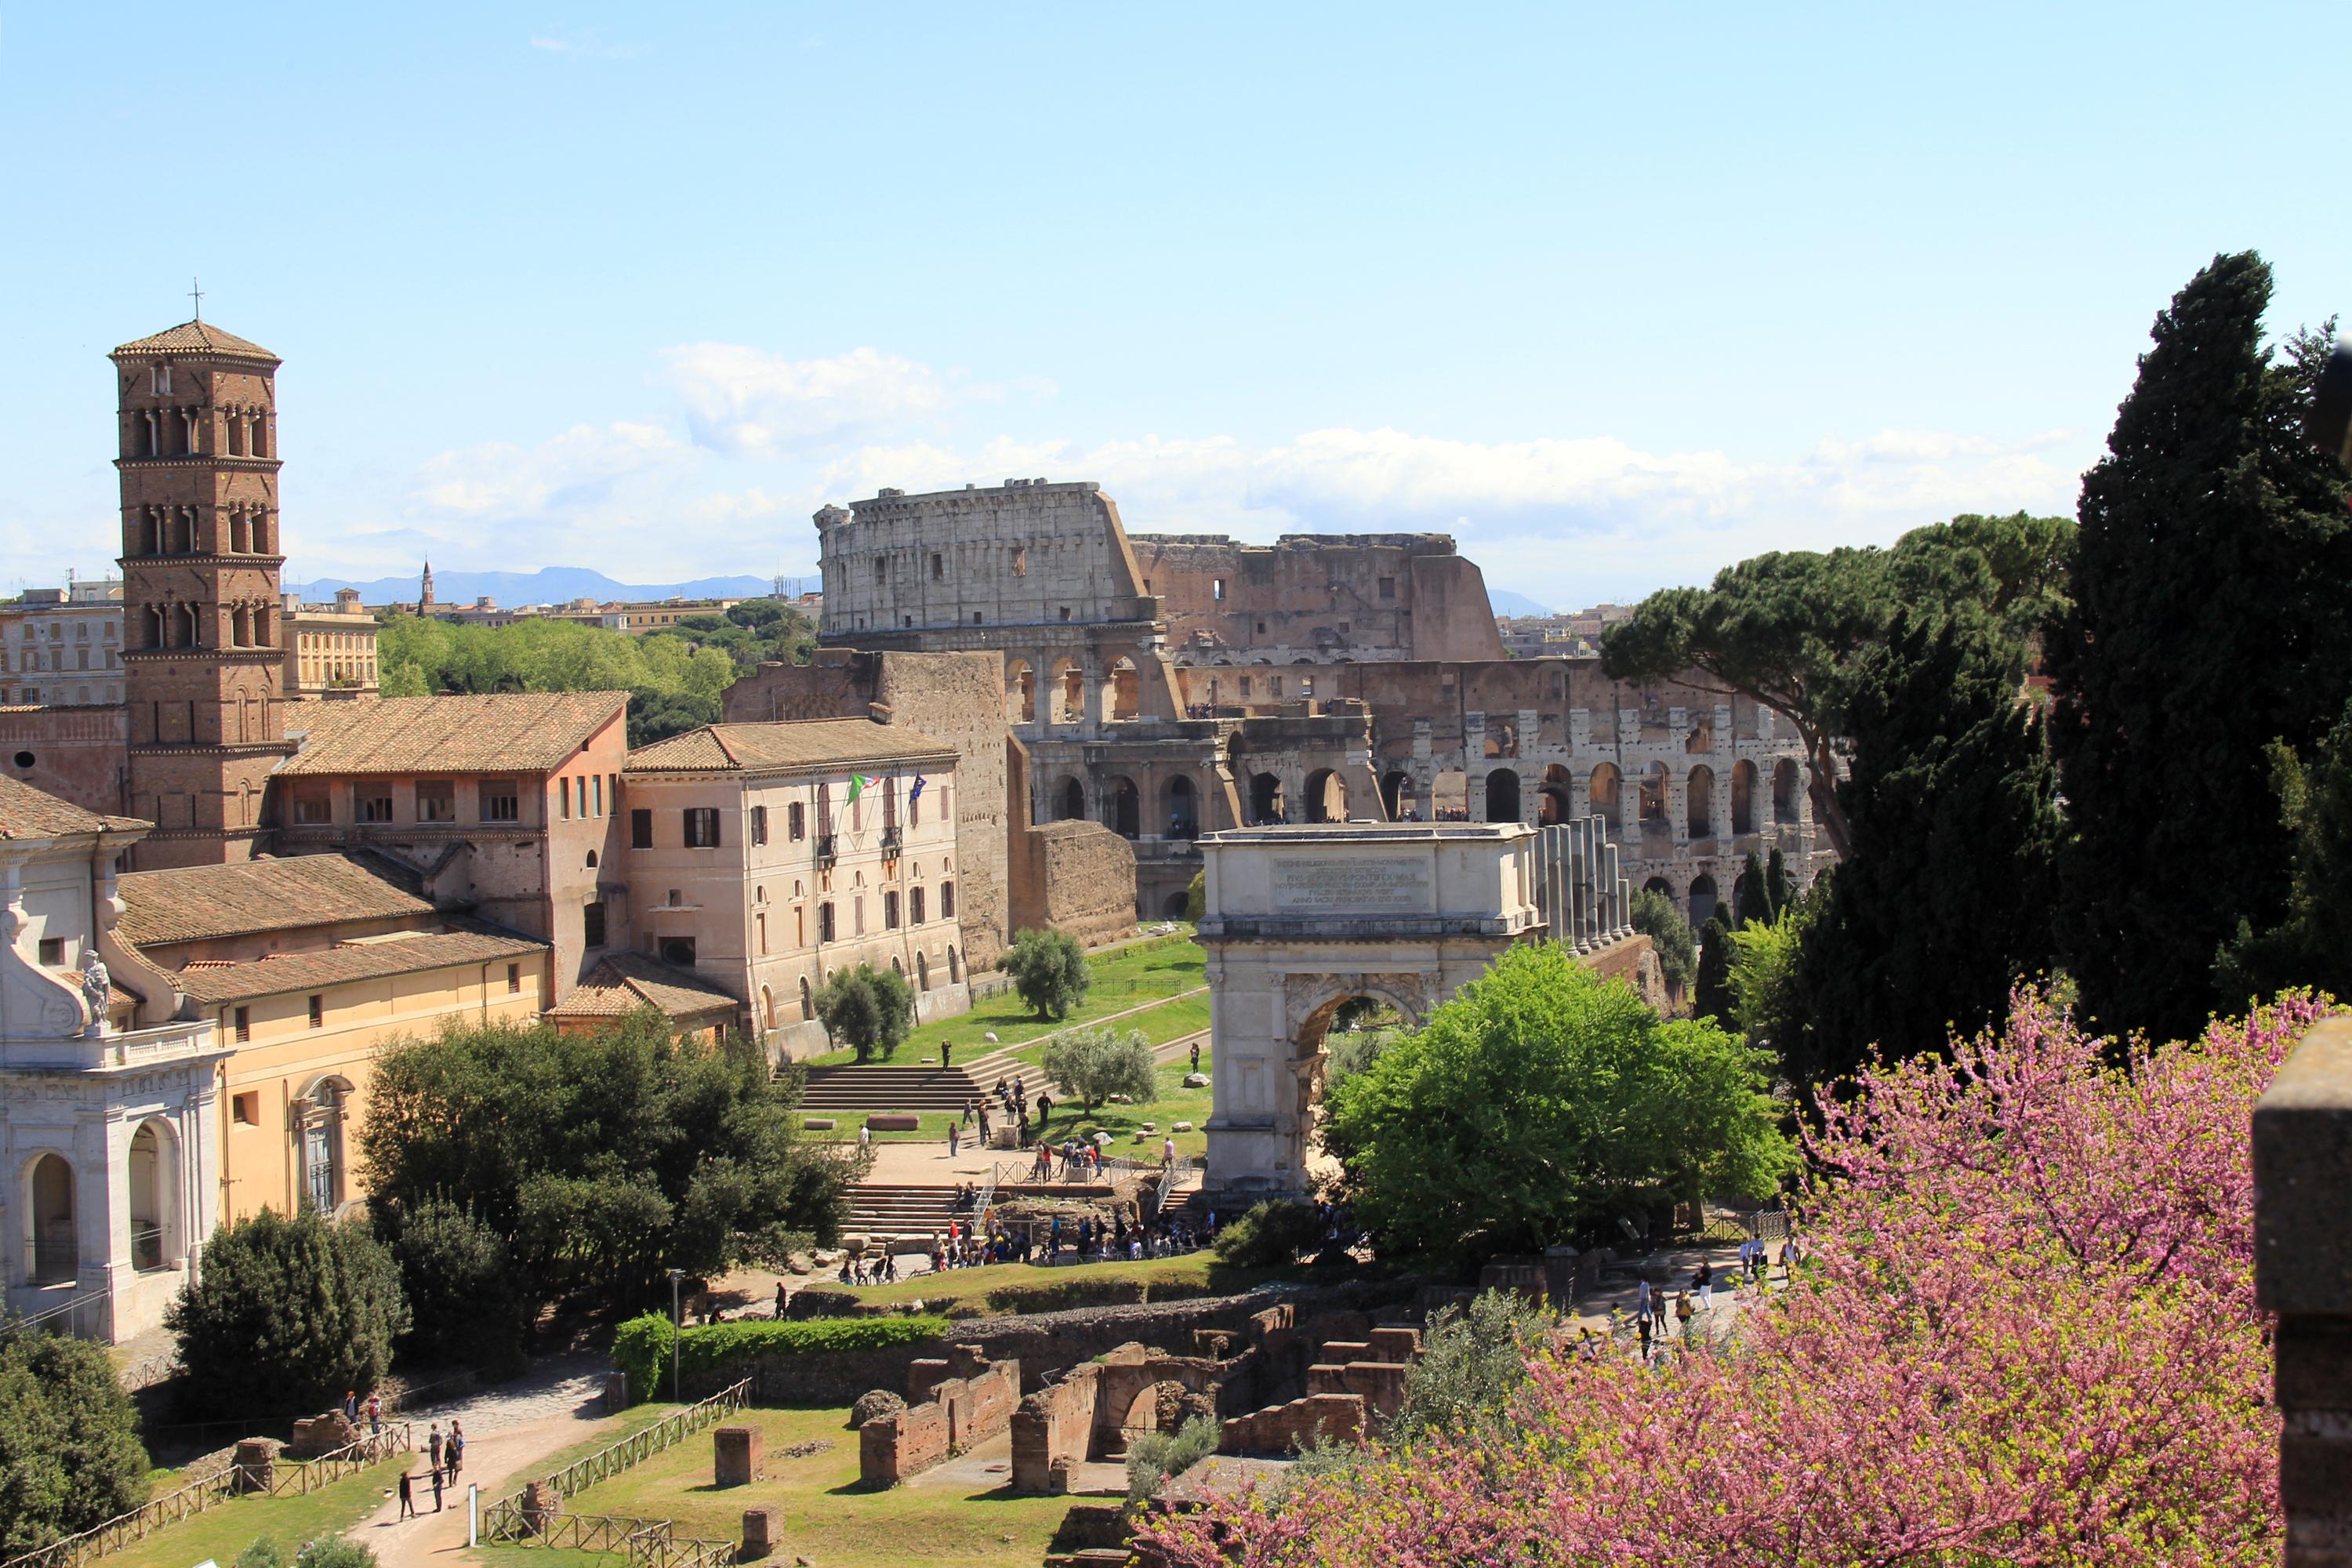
1735, 850, 1773, 927
1765, 848, 1794, 915
1693, 911, 1736, 1025
2045, 254, 2352, 1040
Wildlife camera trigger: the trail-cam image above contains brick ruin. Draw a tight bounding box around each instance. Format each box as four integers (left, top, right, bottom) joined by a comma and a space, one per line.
858, 1342, 1024, 1486
780, 478, 1832, 931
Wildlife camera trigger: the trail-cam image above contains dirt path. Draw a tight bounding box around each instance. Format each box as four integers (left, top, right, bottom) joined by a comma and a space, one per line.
343, 1352, 618, 1568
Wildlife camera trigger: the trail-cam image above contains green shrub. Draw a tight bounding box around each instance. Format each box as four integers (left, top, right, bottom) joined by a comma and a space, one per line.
979, 1276, 1212, 1316
1126, 1414, 1219, 1508
1040, 1025, 1156, 1111
1211, 1200, 1325, 1268
379, 1196, 521, 1372
611, 1312, 947, 1404
292, 1539, 379, 1568
0, 1323, 148, 1553
1000, 927, 1089, 1020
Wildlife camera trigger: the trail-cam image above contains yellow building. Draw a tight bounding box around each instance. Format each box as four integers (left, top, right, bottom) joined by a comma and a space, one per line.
117, 855, 549, 1221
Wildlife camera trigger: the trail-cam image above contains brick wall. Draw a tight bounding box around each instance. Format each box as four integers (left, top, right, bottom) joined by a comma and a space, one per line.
860, 1345, 1021, 1486
1218, 1392, 1364, 1454
1011, 1370, 1099, 1491
1012, 818, 1137, 945
0, 706, 128, 815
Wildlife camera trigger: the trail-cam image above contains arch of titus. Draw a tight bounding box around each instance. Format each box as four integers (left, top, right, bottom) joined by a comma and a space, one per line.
1197, 818, 1636, 1196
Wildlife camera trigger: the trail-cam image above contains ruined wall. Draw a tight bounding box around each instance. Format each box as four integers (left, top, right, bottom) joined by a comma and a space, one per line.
724, 648, 1012, 969
0, 705, 129, 816
858, 1345, 1022, 1486
1012, 818, 1138, 945
1131, 532, 1506, 666
815, 481, 1153, 637
1219, 1392, 1364, 1454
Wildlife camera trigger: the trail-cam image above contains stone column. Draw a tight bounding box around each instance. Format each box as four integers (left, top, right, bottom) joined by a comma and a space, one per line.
2255, 1016, 2352, 1566
1667, 771, 1690, 843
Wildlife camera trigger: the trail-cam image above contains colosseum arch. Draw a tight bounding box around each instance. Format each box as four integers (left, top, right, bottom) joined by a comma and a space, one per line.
1484, 768, 1521, 823
1303, 768, 1345, 824
1588, 762, 1621, 829
1773, 758, 1802, 824
1005, 659, 1036, 724
1731, 759, 1758, 835
1686, 764, 1715, 837
1537, 764, 1573, 826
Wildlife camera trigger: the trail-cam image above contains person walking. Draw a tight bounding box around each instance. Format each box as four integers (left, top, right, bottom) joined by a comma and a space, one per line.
447, 1421, 464, 1479
1036, 1091, 1052, 1127
1632, 1276, 1652, 1327
1675, 1290, 1696, 1336
774, 1281, 787, 1319
859, 1122, 872, 1149
430, 1458, 445, 1512
365, 1392, 381, 1436
397, 1468, 418, 1519
1190, 1040, 1201, 1073
427, 1424, 443, 1476
343, 1388, 358, 1424
1162, 1134, 1176, 1169
963, 1096, 975, 1127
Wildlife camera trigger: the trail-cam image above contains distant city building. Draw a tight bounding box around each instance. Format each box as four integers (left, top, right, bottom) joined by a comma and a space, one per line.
282, 588, 379, 699
0, 581, 125, 707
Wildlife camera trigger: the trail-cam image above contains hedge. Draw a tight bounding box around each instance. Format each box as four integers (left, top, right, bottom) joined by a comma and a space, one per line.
612, 1312, 948, 1403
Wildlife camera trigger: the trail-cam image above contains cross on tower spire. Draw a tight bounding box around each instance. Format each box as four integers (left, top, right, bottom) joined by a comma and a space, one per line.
188, 278, 203, 321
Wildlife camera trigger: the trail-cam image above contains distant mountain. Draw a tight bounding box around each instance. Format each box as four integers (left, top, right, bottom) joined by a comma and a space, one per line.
286, 567, 780, 607
1486, 588, 1556, 618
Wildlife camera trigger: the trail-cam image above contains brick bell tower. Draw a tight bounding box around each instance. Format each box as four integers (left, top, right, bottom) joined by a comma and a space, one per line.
111, 318, 296, 869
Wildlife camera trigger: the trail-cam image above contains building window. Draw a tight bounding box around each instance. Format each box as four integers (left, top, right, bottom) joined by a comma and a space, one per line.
36, 936, 64, 966
940, 880, 956, 918
307, 994, 324, 1029
506, 963, 521, 994
789, 801, 805, 840
854, 896, 866, 935
931, 553, 944, 580
1240, 676, 1252, 698
1378, 575, 1396, 600
1213, 578, 1226, 601
583, 902, 607, 947
481, 779, 519, 822
233, 1091, 259, 1125
416, 779, 456, 822
910, 886, 926, 925
884, 891, 900, 929
631, 808, 653, 848
751, 804, 768, 846
662, 936, 696, 967
153, 364, 172, 395
609, 772, 620, 814
818, 902, 836, 942
1011, 546, 1026, 576
684, 808, 720, 848
357, 789, 394, 823
234, 1006, 250, 1042
874, 558, 887, 585
559, 779, 572, 819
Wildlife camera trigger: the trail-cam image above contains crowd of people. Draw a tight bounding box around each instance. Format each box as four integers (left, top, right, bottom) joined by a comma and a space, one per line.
1620, 1231, 1802, 1359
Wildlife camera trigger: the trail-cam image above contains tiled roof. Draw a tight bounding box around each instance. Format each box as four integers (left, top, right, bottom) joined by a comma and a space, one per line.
0, 775, 147, 841
111, 321, 280, 362
172, 930, 546, 1004
625, 719, 955, 775
545, 951, 739, 1021
118, 854, 434, 946
278, 691, 628, 776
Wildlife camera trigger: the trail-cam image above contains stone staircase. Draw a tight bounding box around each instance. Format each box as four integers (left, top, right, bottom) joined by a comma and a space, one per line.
796, 1058, 1044, 1112
842, 1183, 971, 1239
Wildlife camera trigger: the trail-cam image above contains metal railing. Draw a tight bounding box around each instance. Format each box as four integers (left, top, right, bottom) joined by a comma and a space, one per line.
12, 1284, 107, 1338
130, 1226, 164, 1273
0, 1465, 237, 1568
27, 1240, 78, 1286
973, 1160, 1003, 1218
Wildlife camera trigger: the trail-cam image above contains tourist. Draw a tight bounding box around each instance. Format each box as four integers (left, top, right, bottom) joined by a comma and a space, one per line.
1162, 1134, 1176, 1168
447, 1421, 464, 1478
397, 1467, 418, 1519
962, 1097, 975, 1127
1632, 1276, 1652, 1326
1675, 1290, 1695, 1334
343, 1388, 358, 1424
979, 1104, 993, 1141
774, 1282, 786, 1319
941, 1040, 953, 1069
1636, 1305, 1653, 1359
431, 1457, 445, 1512
1037, 1091, 1052, 1127
428, 1423, 443, 1475
860, 1122, 872, 1149
1695, 1260, 1713, 1312
948, 1123, 960, 1157
365, 1392, 381, 1436
1190, 1040, 1201, 1073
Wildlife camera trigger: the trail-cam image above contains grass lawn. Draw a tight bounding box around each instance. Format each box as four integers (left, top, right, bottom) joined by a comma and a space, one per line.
815, 1110, 964, 1143
1031, 1055, 1214, 1159
1007, 990, 1210, 1069
521, 1399, 684, 1479
801, 932, 1204, 1066
103, 1455, 407, 1568
482, 1404, 1076, 1568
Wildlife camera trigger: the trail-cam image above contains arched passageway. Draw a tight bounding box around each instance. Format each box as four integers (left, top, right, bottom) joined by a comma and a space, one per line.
1058, 777, 1087, 822
1588, 763, 1621, 829
1163, 775, 1198, 838
26, 1153, 76, 1283
1304, 768, 1345, 824
1250, 772, 1285, 825
1731, 760, 1758, 835
1485, 768, 1520, 823
1689, 874, 1719, 927
1106, 776, 1141, 839
1687, 764, 1715, 837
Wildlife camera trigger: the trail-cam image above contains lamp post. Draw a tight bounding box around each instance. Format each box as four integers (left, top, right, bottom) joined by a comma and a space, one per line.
666, 1268, 684, 1403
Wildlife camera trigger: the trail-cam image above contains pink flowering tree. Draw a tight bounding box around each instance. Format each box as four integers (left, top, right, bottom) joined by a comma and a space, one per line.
1142, 989, 2330, 1566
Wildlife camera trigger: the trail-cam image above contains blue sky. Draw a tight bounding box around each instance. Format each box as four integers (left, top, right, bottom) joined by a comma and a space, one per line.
2, 3, 2343, 608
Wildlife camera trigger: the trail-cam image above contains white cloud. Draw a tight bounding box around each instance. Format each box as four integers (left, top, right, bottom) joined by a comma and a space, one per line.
662, 344, 1034, 458
415, 422, 691, 519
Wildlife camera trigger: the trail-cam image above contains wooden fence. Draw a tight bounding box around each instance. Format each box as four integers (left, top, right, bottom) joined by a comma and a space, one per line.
479, 1377, 751, 1563
267, 1423, 412, 1496
0, 1465, 237, 1568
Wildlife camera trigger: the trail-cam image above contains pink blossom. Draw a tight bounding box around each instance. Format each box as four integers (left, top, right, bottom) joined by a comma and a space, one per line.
1142, 989, 2330, 1566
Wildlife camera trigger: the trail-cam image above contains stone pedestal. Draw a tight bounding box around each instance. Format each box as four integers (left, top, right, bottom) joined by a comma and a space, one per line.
715, 1425, 764, 1486
741, 1506, 782, 1558
602, 1370, 630, 1411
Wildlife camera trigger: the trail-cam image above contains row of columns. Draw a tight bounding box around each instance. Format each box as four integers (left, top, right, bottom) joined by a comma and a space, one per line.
132, 406, 270, 460
1534, 817, 1632, 951
131, 503, 274, 557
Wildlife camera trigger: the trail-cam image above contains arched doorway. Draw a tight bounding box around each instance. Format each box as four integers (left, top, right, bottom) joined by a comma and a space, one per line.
1731, 760, 1758, 834
1588, 762, 1621, 829
1006, 659, 1036, 724
26, 1152, 76, 1283
1773, 758, 1801, 824
762, 985, 778, 1027
1058, 777, 1087, 822
1049, 659, 1083, 726
1484, 768, 1520, 823
1689, 874, 1719, 927
1163, 775, 1197, 838
1105, 657, 1140, 721
1644, 875, 1674, 902
947, 946, 961, 983
1161, 889, 1190, 919
1638, 762, 1668, 828
128, 1120, 178, 1273
1381, 770, 1415, 820
800, 976, 815, 1019
1250, 772, 1285, 825
1432, 768, 1468, 821
1687, 764, 1715, 837
1537, 764, 1573, 825
1304, 768, 1345, 824
1106, 776, 1141, 839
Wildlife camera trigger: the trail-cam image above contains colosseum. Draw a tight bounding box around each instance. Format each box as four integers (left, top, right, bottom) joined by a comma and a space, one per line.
726, 478, 1830, 928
